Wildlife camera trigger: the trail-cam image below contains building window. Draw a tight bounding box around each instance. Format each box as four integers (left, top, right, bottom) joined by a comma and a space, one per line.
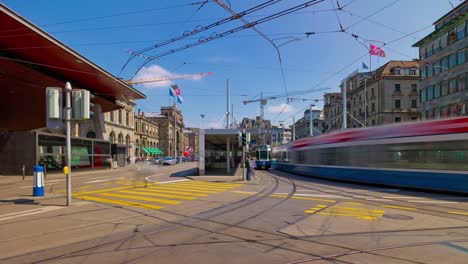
126, 111, 130, 127
427, 86, 434, 100
457, 22, 465, 40
410, 69, 417, 75
110, 112, 114, 122
442, 80, 449, 96
434, 83, 441, 98
394, 117, 401, 122
449, 78, 458, 94
118, 110, 122, 124
449, 53, 457, 68
395, 99, 401, 109
434, 61, 441, 75
426, 66, 432, 77
371, 88, 374, 97
394, 68, 401, 75
394, 83, 401, 92
125, 135, 130, 145
441, 57, 449, 72
459, 74, 466, 91
411, 84, 417, 92
449, 28, 457, 45
458, 50, 466, 65
411, 99, 417, 108
135, 122, 138, 132
109, 132, 115, 143
421, 89, 426, 102
86, 131, 96, 139
371, 103, 375, 112
371, 119, 376, 126
118, 133, 123, 144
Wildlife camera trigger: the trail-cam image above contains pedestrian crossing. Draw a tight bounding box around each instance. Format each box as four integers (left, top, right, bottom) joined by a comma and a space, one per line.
74, 180, 243, 210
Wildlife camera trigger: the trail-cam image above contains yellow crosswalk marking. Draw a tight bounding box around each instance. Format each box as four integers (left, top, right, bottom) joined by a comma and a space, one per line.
118, 190, 196, 200
161, 184, 233, 191
76, 195, 163, 210
134, 188, 208, 197
98, 193, 181, 205
147, 186, 220, 194
231, 191, 256, 195
305, 205, 385, 220
176, 181, 242, 186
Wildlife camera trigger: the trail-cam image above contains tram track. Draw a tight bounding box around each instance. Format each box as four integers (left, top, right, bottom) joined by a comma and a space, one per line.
3, 172, 283, 263
267, 168, 468, 222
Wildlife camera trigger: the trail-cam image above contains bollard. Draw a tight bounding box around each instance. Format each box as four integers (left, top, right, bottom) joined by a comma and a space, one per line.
33, 165, 45, 196
22, 164, 25, 180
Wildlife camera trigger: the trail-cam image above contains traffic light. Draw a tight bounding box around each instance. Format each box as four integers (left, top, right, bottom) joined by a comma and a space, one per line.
238, 131, 242, 147
46, 87, 63, 130
246, 132, 250, 146
72, 89, 90, 119
241, 132, 246, 146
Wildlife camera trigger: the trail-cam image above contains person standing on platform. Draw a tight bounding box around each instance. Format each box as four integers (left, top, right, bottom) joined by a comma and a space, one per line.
245, 156, 251, 181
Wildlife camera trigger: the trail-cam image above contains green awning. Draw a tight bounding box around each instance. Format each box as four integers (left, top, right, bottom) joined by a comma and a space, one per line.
149, 147, 157, 155
154, 148, 164, 155
142, 147, 150, 154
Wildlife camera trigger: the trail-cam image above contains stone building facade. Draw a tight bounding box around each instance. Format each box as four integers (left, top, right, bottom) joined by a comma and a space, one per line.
413, 1, 468, 120
148, 105, 185, 158
134, 110, 160, 158
323, 92, 342, 133
293, 107, 324, 139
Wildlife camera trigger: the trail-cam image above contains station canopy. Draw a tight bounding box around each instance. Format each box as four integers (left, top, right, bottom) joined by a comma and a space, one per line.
0, 4, 145, 131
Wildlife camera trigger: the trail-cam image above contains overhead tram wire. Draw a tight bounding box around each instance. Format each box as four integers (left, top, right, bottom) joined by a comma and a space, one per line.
0, 2, 205, 34
129, 0, 326, 80
343, 0, 401, 31
118, 0, 285, 76
214, 0, 291, 97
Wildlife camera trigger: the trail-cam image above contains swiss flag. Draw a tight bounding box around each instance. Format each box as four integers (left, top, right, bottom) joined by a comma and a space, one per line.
370, 44, 386, 57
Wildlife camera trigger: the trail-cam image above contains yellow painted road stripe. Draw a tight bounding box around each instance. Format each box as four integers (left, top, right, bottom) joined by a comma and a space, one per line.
162, 184, 234, 191
134, 188, 208, 197
73, 185, 145, 196
76, 195, 163, 210
291, 196, 336, 203
147, 186, 220, 194
448, 211, 468, 216
381, 205, 417, 211
175, 181, 243, 186
117, 190, 196, 200
98, 193, 181, 205
270, 194, 288, 198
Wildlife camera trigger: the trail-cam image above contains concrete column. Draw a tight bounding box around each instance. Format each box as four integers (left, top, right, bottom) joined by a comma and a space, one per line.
226, 137, 230, 175
198, 129, 205, 176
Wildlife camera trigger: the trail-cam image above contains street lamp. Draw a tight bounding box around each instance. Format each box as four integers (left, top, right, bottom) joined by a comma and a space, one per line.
309, 104, 316, 137
201, 114, 205, 129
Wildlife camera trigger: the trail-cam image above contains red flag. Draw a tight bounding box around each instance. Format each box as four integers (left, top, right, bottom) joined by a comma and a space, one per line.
370, 44, 386, 57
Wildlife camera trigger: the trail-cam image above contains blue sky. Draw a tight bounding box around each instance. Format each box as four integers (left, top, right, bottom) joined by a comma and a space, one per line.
2, 0, 463, 128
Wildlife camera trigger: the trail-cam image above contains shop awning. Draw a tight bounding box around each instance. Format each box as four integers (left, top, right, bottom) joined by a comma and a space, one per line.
141, 147, 151, 154
154, 148, 164, 155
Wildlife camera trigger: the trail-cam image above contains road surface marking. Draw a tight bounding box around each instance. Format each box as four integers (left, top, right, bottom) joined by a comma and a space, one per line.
117, 190, 196, 200
382, 196, 420, 199
448, 211, 468, 216
381, 205, 417, 211
0, 206, 62, 221
441, 243, 468, 254
342, 202, 363, 205
85, 179, 116, 184
137, 189, 208, 197
76, 195, 163, 210
317, 206, 385, 220
98, 193, 181, 205
147, 186, 219, 194
154, 179, 189, 184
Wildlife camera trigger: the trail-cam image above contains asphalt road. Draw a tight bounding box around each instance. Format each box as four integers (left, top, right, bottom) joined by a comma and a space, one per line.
1, 165, 468, 264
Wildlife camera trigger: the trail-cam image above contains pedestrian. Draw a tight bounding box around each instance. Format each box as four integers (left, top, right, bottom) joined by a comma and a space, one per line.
245, 156, 251, 181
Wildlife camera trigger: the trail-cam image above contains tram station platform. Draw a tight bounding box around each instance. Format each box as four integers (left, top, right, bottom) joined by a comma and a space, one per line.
198, 128, 264, 176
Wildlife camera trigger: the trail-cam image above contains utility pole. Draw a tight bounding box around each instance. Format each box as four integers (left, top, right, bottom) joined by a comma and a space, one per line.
309, 105, 313, 137
226, 79, 230, 129
65, 82, 72, 206
292, 116, 295, 141
174, 108, 177, 158
364, 77, 368, 127
342, 78, 347, 130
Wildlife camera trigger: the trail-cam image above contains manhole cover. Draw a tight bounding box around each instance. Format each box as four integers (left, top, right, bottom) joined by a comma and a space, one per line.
383, 214, 414, 220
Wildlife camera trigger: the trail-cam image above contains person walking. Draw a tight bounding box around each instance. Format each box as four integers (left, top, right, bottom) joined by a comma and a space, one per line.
245, 156, 251, 181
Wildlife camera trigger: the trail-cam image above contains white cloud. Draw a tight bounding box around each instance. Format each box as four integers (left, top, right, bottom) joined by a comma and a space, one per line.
266, 103, 295, 114
132, 64, 204, 88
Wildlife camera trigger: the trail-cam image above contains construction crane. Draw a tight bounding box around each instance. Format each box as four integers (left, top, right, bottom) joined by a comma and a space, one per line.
125, 72, 213, 85
243, 87, 330, 119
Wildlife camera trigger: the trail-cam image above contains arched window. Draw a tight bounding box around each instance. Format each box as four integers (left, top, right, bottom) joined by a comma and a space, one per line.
118, 133, 123, 144
109, 132, 115, 143
86, 131, 96, 139
125, 135, 131, 145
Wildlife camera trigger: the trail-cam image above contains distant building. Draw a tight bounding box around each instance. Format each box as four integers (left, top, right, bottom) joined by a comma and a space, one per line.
336, 61, 420, 130
293, 107, 325, 139
184, 127, 200, 158
147, 105, 185, 158
413, 1, 468, 120
134, 109, 161, 158
323, 93, 342, 133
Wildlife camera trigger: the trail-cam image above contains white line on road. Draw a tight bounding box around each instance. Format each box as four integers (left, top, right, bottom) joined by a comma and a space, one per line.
0, 206, 63, 222
85, 179, 116, 184
19, 184, 52, 189
293, 193, 351, 199
157, 179, 189, 184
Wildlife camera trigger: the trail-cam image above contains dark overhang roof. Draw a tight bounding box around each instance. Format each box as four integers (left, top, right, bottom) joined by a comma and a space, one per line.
0, 3, 146, 131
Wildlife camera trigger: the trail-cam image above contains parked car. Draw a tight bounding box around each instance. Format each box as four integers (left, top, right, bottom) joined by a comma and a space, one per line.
154, 157, 163, 165
162, 157, 176, 165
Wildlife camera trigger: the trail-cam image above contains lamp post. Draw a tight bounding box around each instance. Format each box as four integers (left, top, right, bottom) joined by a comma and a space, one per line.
309, 104, 316, 137
201, 114, 205, 129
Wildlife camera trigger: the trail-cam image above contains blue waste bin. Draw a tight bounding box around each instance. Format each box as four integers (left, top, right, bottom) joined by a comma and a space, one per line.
33, 165, 44, 196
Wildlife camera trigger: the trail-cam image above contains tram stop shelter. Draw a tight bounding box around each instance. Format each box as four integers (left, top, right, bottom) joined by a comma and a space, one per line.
198, 128, 263, 176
